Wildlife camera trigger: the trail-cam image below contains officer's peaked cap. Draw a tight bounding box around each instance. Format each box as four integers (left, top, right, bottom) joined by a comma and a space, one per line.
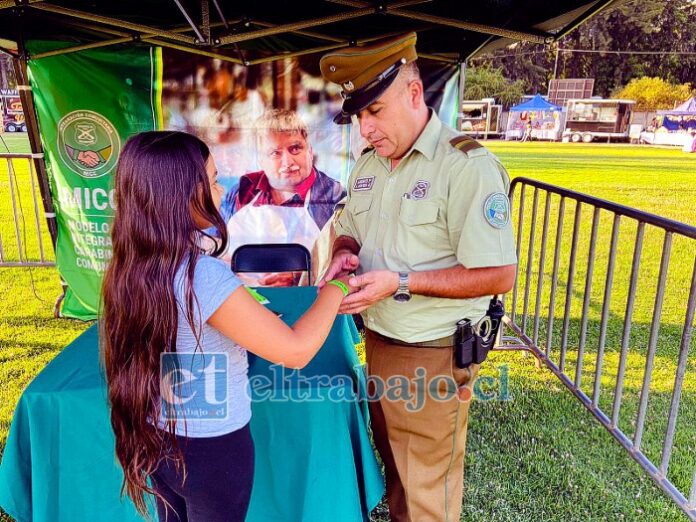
320, 32, 418, 124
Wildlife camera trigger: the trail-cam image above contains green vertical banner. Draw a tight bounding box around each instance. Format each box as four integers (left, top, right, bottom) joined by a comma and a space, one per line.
28, 44, 163, 320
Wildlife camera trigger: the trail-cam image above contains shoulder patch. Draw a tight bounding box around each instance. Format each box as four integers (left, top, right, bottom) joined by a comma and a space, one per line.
450, 135, 483, 155
361, 145, 374, 156
483, 192, 510, 229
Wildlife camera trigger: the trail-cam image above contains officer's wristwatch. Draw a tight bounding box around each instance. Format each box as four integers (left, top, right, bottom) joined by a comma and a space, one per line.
393, 272, 411, 303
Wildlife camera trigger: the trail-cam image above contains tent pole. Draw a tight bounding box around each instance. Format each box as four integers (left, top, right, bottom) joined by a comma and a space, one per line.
11, 49, 58, 253
457, 60, 466, 132
13, 5, 66, 317
171, 0, 205, 43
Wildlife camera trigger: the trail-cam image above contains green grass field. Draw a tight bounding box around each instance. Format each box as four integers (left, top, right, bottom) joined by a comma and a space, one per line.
1, 135, 695, 521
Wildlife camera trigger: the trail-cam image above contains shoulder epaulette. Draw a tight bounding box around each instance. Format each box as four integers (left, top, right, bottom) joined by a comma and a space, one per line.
450, 135, 483, 155
361, 145, 374, 156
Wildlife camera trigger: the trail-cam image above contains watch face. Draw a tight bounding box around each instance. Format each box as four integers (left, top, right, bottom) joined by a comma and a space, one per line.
393, 291, 411, 303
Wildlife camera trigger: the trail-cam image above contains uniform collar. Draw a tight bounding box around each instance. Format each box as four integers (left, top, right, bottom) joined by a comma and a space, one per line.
409, 109, 441, 162
373, 109, 441, 172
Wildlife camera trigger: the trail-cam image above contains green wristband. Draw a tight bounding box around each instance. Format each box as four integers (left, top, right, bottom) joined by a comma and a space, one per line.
327, 279, 350, 297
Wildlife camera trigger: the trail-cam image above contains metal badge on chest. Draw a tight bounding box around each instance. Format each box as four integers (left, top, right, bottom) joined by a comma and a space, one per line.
410, 180, 430, 200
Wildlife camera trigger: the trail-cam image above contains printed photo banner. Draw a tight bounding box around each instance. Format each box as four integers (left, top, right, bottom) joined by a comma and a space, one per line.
160, 50, 459, 212
27, 43, 458, 320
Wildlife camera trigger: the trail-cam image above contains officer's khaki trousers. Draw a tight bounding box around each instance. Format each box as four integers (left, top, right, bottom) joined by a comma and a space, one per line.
365, 330, 479, 522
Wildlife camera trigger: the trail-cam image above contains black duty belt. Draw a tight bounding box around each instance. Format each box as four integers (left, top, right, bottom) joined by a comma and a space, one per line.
368, 329, 455, 348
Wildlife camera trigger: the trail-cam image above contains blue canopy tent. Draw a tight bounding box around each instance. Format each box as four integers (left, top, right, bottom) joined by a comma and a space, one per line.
510, 94, 563, 112
506, 94, 564, 140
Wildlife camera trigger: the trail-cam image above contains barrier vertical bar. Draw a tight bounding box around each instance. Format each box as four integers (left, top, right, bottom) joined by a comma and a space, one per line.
7, 156, 25, 262
634, 231, 672, 450
522, 188, 539, 335
12, 57, 58, 250
575, 206, 600, 388
27, 158, 46, 262
533, 192, 552, 347
560, 201, 582, 373
659, 255, 696, 475
511, 184, 525, 324
0, 158, 7, 262
611, 222, 645, 427
592, 214, 620, 406
546, 196, 566, 357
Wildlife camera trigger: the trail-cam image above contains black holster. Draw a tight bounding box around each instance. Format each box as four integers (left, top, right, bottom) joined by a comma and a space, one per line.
454, 297, 505, 369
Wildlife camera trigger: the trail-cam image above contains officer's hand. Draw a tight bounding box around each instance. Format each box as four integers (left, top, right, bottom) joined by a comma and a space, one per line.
338, 270, 399, 314
318, 250, 360, 288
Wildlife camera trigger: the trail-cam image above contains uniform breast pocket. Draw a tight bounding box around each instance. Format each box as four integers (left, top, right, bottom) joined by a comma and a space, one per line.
348, 195, 373, 239
396, 198, 443, 267
399, 198, 439, 226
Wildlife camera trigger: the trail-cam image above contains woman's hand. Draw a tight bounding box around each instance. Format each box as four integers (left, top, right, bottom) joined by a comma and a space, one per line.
333, 274, 359, 295
210, 274, 358, 369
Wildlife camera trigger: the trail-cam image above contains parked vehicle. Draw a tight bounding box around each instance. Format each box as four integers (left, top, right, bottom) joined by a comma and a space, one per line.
459, 98, 502, 139
562, 99, 634, 143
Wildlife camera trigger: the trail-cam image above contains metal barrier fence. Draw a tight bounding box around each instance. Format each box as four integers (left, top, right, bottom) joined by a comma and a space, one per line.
499, 177, 696, 520
0, 153, 55, 267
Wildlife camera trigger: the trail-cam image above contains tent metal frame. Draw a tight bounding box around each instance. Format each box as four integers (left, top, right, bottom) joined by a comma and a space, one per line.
0, 0, 568, 65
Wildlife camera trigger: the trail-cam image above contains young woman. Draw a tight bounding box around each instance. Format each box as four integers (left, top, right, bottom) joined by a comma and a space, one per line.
101, 131, 354, 521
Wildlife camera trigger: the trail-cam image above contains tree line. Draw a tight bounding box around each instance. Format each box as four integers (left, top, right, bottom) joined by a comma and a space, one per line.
466, 0, 695, 109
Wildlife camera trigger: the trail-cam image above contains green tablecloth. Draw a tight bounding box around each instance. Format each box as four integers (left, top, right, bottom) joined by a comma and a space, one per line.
0, 287, 384, 521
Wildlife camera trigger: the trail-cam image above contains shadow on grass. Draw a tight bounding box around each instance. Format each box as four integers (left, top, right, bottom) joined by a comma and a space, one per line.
369, 361, 691, 521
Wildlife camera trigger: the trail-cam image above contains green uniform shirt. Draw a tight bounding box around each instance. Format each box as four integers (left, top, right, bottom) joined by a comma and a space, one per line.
335, 111, 517, 342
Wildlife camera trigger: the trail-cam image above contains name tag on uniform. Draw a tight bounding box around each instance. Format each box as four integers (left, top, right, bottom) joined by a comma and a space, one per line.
353, 176, 375, 191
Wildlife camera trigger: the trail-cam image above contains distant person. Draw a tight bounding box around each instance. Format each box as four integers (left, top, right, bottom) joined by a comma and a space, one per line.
521, 120, 533, 142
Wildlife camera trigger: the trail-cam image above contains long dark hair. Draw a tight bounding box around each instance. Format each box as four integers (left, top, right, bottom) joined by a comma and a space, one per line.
101, 131, 227, 515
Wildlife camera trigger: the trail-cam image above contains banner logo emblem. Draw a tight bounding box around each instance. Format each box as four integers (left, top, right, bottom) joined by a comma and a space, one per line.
58, 110, 120, 179
75, 123, 97, 145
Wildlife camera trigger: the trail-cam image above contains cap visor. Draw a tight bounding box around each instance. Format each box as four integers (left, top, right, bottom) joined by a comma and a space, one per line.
333, 66, 401, 125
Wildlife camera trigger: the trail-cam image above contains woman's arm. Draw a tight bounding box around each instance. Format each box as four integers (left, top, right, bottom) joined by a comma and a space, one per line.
207, 281, 349, 369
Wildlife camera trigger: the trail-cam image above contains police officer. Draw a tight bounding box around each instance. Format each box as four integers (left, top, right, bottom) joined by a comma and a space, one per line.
319, 33, 517, 521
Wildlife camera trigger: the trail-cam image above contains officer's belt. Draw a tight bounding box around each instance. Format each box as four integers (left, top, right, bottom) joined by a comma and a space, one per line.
368, 329, 455, 348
